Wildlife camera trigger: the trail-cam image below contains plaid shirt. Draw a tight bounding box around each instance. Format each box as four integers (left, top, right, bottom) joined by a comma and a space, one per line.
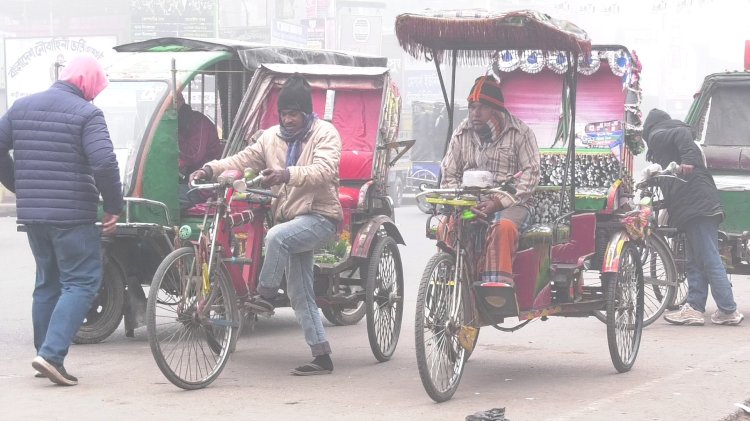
441, 113, 541, 207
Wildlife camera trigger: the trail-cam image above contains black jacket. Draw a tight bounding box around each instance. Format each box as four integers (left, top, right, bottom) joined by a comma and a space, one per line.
643, 109, 722, 229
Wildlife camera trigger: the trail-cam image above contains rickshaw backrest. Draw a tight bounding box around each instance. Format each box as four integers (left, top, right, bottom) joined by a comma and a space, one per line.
259, 86, 383, 181
501, 64, 626, 148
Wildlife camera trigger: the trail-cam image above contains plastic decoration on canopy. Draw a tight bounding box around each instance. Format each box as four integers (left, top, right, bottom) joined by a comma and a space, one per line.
520, 50, 545, 73
578, 51, 600, 75
488, 51, 503, 83
607, 49, 631, 77
497, 49, 520, 72
547, 50, 569, 74
623, 49, 645, 155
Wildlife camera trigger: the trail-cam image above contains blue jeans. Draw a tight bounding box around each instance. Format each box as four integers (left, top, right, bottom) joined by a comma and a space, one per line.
258, 214, 336, 356
684, 215, 737, 313
26, 224, 102, 365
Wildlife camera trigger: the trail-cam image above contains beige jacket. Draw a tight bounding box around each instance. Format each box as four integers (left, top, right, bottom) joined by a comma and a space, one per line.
205, 119, 343, 222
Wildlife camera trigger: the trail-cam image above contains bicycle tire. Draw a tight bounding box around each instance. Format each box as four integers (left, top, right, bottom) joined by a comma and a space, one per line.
365, 235, 404, 362
591, 234, 676, 326
606, 242, 644, 373
640, 234, 677, 326
147, 247, 238, 390
415, 252, 467, 403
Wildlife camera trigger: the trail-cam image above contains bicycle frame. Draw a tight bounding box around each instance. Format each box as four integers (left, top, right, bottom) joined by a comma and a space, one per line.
188, 175, 272, 300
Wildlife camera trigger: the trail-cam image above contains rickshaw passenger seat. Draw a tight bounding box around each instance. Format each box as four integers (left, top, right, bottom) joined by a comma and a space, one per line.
550, 213, 596, 264
338, 149, 374, 209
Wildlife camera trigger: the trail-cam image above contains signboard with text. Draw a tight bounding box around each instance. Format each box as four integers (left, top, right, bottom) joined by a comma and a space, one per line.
4, 36, 117, 109
131, 0, 216, 41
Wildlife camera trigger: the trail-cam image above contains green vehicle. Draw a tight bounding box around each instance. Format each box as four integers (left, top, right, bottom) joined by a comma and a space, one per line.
76, 37, 386, 343
683, 68, 750, 275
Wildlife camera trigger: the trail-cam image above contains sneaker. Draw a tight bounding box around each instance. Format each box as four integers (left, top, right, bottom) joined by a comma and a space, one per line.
664, 303, 705, 326
711, 309, 745, 326
243, 295, 275, 314
291, 355, 333, 376
31, 356, 78, 386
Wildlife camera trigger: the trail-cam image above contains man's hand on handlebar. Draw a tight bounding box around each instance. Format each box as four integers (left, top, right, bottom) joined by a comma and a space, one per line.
471, 199, 501, 219
101, 213, 119, 236
260, 168, 290, 188
189, 168, 210, 184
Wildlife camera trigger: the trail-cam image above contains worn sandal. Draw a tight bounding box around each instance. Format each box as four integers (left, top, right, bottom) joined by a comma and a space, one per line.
291, 363, 332, 376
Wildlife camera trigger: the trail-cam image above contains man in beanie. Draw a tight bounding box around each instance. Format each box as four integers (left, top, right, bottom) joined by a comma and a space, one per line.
191, 74, 341, 375
642, 109, 743, 326
441, 75, 540, 287
0, 54, 123, 385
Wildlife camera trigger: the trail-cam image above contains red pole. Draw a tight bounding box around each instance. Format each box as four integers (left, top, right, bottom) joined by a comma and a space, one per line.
745, 40, 750, 71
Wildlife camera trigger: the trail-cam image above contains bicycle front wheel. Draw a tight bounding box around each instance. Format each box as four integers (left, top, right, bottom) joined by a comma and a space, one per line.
640, 234, 677, 326
147, 247, 238, 390
607, 241, 644, 373
415, 252, 467, 403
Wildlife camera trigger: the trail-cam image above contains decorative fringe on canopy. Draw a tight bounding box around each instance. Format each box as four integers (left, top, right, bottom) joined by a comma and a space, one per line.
395, 9, 591, 66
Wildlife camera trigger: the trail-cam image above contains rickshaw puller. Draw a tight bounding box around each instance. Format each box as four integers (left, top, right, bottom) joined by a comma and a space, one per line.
191, 74, 343, 375
441, 76, 541, 286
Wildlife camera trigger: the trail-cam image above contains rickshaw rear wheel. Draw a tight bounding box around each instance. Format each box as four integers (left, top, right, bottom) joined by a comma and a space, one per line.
592, 234, 675, 327
73, 255, 126, 344
606, 242, 644, 373
147, 247, 238, 390
667, 233, 688, 310
322, 301, 366, 326
365, 235, 404, 362
416, 252, 467, 403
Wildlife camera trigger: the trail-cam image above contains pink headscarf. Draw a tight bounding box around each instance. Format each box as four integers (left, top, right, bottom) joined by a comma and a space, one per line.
59, 54, 109, 101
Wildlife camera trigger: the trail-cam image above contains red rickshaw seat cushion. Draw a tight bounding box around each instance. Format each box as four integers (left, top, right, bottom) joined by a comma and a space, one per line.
338, 186, 360, 209
339, 150, 373, 180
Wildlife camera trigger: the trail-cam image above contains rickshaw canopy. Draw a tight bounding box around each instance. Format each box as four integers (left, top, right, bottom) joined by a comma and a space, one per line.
113, 37, 387, 69
395, 9, 591, 65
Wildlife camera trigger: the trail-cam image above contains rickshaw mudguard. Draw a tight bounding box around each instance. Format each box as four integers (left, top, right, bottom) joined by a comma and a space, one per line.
602, 179, 624, 214
601, 230, 629, 273
351, 215, 405, 258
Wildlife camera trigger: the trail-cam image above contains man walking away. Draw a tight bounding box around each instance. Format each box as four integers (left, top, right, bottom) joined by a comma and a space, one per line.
0, 54, 123, 385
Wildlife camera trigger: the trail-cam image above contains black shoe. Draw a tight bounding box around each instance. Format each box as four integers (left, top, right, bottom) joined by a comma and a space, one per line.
32, 356, 78, 386
291, 355, 333, 376
244, 294, 275, 314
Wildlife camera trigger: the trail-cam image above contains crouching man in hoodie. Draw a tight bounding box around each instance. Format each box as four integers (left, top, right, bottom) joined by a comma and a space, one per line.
642, 109, 743, 326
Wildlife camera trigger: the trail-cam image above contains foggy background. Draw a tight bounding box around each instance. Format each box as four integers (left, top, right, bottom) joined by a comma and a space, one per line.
2, 0, 749, 117
0, 0, 748, 195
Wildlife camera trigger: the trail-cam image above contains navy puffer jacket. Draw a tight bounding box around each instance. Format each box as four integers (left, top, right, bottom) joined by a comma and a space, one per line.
0, 81, 123, 225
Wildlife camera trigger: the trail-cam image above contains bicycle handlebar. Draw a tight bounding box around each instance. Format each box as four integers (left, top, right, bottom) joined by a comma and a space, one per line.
415, 185, 519, 208
635, 161, 688, 190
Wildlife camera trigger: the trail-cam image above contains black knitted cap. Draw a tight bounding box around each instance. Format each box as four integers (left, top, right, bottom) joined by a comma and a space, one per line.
278, 74, 312, 114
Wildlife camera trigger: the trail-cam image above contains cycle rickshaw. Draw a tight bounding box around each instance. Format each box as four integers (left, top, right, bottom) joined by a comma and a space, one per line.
395, 9, 656, 402
77, 38, 388, 344
145, 62, 410, 389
